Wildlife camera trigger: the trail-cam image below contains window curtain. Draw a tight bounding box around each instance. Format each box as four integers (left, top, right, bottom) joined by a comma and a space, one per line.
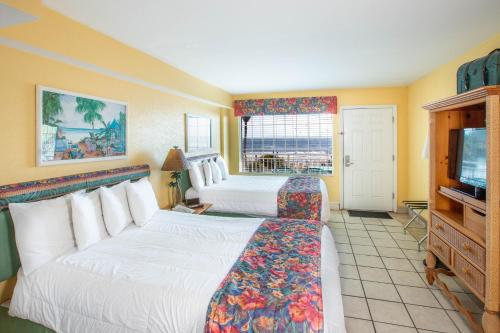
233, 96, 337, 116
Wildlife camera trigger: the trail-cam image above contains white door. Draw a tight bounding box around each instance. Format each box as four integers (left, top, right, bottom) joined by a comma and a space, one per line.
343, 107, 395, 211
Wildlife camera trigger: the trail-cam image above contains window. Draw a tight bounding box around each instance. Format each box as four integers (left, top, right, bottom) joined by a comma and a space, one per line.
186, 114, 212, 153
240, 114, 333, 175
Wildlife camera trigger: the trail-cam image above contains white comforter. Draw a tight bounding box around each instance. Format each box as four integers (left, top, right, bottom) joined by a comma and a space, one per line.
9, 211, 345, 333
186, 175, 331, 222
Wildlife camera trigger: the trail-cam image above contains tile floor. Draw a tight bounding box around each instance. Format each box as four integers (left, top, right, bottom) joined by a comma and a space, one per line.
328, 210, 483, 333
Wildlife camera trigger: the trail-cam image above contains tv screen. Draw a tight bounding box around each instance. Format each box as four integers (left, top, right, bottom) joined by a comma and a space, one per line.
448, 128, 486, 189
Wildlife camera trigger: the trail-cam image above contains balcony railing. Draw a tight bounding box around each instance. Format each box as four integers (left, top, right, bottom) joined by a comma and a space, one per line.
241, 153, 332, 175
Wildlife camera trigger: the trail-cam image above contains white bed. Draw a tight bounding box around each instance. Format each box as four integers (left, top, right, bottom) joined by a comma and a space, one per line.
9, 210, 345, 333
185, 175, 331, 222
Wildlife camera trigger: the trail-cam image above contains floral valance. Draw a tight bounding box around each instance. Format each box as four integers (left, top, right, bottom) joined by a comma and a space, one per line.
234, 96, 337, 116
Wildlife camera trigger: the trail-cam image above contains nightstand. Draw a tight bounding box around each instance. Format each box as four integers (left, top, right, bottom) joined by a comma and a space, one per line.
191, 203, 212, 215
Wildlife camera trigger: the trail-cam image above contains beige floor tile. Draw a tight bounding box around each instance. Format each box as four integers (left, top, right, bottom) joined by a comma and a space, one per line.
333, 228, 348, 235
341, 278, 365, 297
332, 222, 346, 229
396, 285, 442, 308
382, 257, 416, 272
358, 266, 392, 283
345, 317, 375, 333
346, 223, 366, 230
363, 281, 401, 302
352, 244, 379, 256
334, 234, 350, 244
342, 295, 371, 320
339, 264, 360, 280
388, 270, 427, 288
368, 231, 393, 239
406, 304, 459, 333
377, 246, 406, 259
372, 238, 399, 248
431, 290, 483, 314
365, 225, 386, 231
336, 243, 353, 253
391, 232, 417, 241
349, 236, 373, 245
354, 254, 385, 268
403, 249, 427, 260
374, 322, 418, 333
382, 219, 403, 226
363, 219, 383, 225
347, 229, 370, 237
385, 226, 407, 233
367, 299, 413, 327
338, 253, 356, 265
397, 239, 420, 250
410, 259, 426, 273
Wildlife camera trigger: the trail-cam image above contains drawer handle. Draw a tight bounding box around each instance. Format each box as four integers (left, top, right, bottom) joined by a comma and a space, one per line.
435, 224, 444, 231
462, 243, 472, 252
461, 267, 471, 276
434, 244, 442, 251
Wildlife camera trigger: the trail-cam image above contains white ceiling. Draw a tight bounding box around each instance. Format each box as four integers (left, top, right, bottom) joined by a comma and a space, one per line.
43, 0, 500, 94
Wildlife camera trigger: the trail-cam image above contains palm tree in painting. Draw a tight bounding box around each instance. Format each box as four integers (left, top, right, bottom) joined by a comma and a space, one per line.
42, 91, 63, 126
75, 97, 105, 129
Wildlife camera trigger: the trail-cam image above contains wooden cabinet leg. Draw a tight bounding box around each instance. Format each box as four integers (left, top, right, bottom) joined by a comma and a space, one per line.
425, 250, 437, 285
482, 310, 500, 333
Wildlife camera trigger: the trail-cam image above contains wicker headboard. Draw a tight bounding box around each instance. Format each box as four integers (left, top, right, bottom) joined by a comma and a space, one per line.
0, 165, 150, 283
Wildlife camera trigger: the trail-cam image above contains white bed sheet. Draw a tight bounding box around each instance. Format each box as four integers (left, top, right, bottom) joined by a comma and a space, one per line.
9, 211, 345, 333
186, 175, 331, 222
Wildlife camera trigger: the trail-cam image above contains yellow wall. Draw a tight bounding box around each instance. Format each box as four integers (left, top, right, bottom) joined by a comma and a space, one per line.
407, 33, 500, 200
231, 87, 409, 206
0, 1, 232, 208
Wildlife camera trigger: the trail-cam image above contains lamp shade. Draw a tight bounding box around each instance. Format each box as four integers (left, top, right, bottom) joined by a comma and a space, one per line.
161, 148, 187, 171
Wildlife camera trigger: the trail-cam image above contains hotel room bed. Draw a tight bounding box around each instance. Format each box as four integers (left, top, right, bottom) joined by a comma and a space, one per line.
185, 174, 331, 222
8, 211, 345, 333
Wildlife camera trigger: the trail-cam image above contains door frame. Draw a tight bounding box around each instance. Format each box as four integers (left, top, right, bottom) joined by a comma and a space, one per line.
339, 105, 398, 212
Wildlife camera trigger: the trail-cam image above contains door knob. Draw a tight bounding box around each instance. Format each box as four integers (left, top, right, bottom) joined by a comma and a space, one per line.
345, 155, 354, 167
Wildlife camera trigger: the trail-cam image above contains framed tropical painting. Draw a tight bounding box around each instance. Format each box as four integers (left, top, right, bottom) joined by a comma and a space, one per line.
36, 86, 128, 166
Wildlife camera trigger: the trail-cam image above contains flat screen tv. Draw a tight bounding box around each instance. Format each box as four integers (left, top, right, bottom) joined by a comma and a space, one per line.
448, 128, 486, 197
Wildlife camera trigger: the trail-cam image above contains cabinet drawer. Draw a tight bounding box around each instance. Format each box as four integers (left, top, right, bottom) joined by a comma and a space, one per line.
430, 214, 454, 243
454, 252, 485, 297
429, 233, 450, 265
431, 214, 485, 270
453, 233, 485, 271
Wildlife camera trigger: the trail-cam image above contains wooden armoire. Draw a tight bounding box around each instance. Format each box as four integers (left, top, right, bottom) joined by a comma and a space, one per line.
423, 86, 500, 333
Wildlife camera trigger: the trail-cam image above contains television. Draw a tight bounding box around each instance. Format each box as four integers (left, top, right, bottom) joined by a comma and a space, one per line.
448, 128, 486, 199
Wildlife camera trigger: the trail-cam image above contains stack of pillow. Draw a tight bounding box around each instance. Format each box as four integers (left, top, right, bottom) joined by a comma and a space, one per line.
8, 177, 159, 276
188, 156, 229, 192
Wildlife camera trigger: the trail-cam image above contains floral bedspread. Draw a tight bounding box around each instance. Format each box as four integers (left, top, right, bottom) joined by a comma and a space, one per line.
277, 176, 322, 221
205, 218, 324, 333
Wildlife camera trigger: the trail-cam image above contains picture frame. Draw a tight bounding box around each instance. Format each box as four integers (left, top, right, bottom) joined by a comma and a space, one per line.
185, 113, 213, 153
36, 85, 128, 166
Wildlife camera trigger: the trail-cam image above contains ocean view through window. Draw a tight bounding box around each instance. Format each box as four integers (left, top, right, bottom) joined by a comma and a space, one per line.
240, 114, 333, 175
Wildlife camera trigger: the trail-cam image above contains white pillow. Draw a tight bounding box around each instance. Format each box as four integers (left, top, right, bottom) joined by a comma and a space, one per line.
189, 162, 205, 191
100, 181, 133, 236
126, 178, 159, 226
70, 190, 108, 250
9, 196, 76, 275
210, 159, 222, 184
216, 157, 229, 180
203, 162, 213, 186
